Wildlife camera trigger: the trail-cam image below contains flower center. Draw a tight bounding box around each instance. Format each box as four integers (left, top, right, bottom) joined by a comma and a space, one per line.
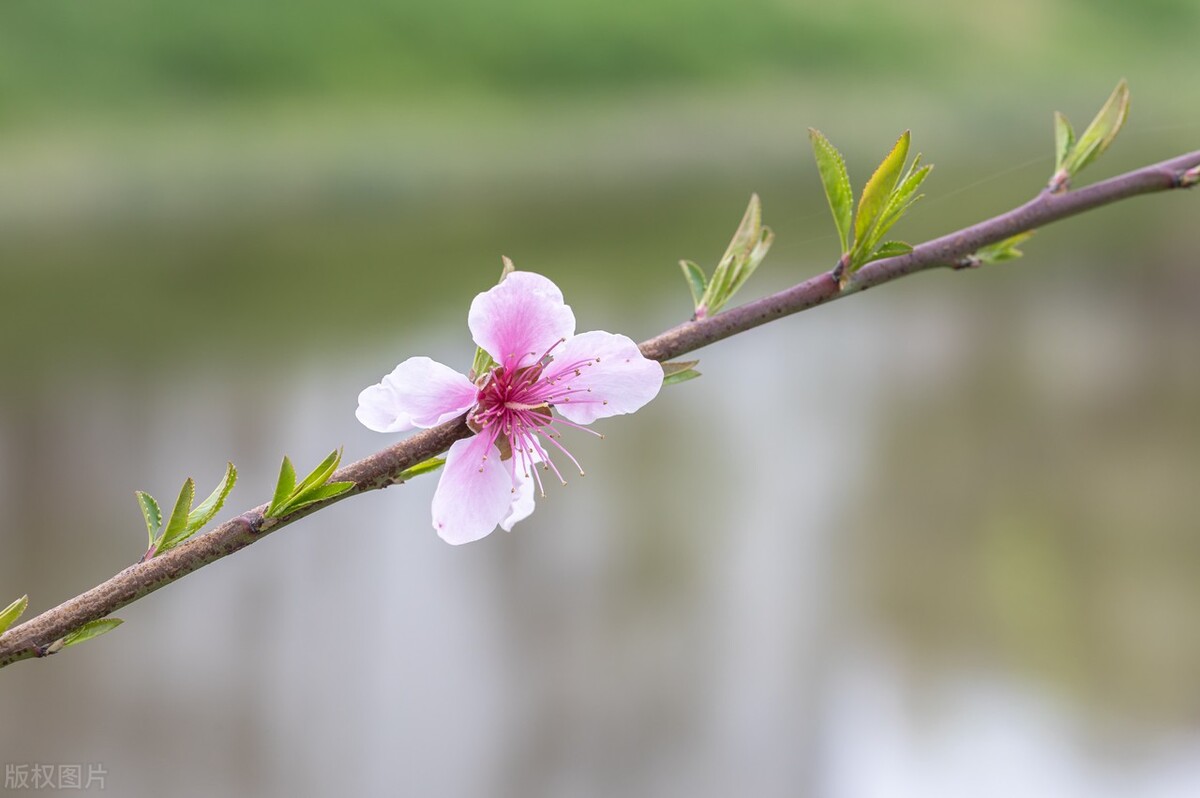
467, 343, 602, 496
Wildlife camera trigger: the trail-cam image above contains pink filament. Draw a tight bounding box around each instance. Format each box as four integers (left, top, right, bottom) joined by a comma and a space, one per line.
470, 344, 603, 495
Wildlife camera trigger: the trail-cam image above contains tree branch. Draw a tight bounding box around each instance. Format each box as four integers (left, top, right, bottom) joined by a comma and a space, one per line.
1, 149, 1196, 669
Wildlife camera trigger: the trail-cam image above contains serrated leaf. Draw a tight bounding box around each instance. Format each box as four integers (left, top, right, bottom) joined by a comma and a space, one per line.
663, 368, 702, 386
0, 595, 29, 636
679, 260, 707, 311
865, 160, 931, 256
725, 194, 763, 262
268, 456, 298, 517
1053, 111, 1075, 173
865, 241, 914, 263
135, 491, 163, 549
186, 462, 237, 534
705, 195, 763, 307
1063, 79, 1130, 177
61, 618, 122, 648
726, 226, 773, 298
281, 481, 355, 514
698, 195, 772, 317
809, 128, 854, 253
397, 457, 447, 481
854, 131, 911, 259
157, 478, 195, 552
292, 448, 343, 498
661, 359, 700, 378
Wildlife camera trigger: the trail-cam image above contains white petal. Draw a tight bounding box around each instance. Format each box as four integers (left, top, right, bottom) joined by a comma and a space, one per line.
356, 382, 415, 433
468, 271, 576, 372
431, 434, 515, 545
543, 331, 663, 425
384, 356, 478, 428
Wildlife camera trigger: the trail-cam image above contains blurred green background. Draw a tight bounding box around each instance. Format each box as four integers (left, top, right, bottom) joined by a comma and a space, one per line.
1, 1, 1198, 796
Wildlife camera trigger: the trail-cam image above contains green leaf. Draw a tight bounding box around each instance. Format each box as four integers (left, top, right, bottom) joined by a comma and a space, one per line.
157, 478, 195, 552
1063, 79, 1130, 178
706, 194, 763, 307
0, 595, 29, 636
853, 131, 911, 259
663, 368, 702, 386
809, 128, 854, 253
864, 159, 931, 256
186, 462, 237, 534
469, 346, 496, 381
1053, 111, 1075, 173
725, 194, 763, 262
865, 241, 914, 263
697, 194, 771, 317
62, 618, 122, 648
292, 448, 343, 498
679, 260, 707, 311
661, 359, 699, 378
267, 449, 353, 518
135, 491, 163, 549
282, 481, 355, 514
397, 457, 447, 481
974, 231, 1035, 264
725, 226, 773, 299
268, 456, 297, 517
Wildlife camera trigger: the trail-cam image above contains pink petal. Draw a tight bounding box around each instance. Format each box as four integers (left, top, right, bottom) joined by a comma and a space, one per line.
356, 383, 414, 433
359, 356, 478, 433
468, 271, 576, 371
432, 434, 516, 545
543, 330, 663, 425
499, 462, 536, 532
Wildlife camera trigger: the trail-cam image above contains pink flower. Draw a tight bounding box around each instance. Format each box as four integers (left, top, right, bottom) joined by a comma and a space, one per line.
357, 271, 664, 544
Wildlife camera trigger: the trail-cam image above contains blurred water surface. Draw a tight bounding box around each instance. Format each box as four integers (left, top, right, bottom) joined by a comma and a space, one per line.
1, 2, 1199, 796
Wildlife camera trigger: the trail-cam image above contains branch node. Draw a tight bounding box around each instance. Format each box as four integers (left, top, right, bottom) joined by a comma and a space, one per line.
1047, 169, 1071, 194
238, 512, 264, 535
831, 255, 847, 284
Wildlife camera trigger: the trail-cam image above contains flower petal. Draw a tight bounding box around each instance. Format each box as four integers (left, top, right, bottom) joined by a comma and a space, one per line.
468, 271, 576, 371
358, 356, 477, 433
387, 356, 478, 427
356, 383, 415, 433
543, 331, 664, 425
499, 463, 536, 532
432, 434, 515, 545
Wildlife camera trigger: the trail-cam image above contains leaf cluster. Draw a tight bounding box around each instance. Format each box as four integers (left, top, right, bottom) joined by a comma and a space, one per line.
679, 194, 774, 319
138, 462, 237, 558
1051, 79, 1130, 192
265, 449, 355, 519
809, 129, 932, 288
